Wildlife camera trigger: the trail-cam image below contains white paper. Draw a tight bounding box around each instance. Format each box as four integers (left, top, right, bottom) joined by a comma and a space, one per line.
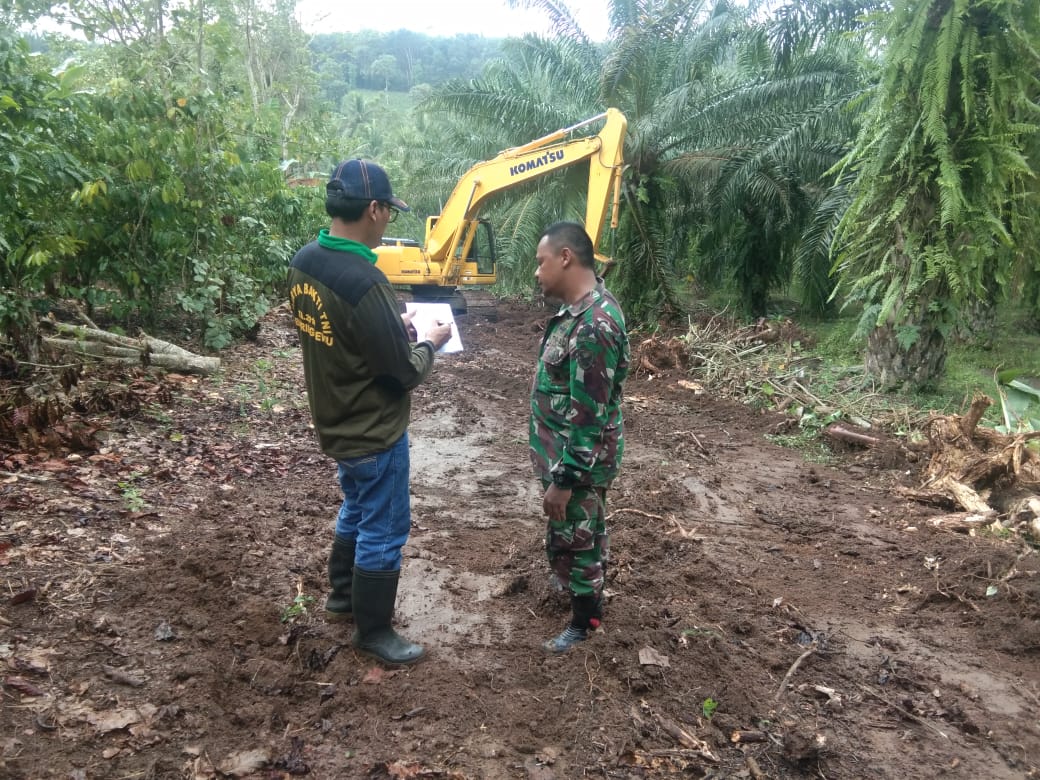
405, 302, 463, 353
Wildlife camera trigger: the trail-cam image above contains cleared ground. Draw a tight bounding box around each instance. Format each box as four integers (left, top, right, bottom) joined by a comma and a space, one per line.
1, 300, 1038, 779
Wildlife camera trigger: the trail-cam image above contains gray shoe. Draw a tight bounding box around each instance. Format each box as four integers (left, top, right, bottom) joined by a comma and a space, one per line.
542, 625, 588, 653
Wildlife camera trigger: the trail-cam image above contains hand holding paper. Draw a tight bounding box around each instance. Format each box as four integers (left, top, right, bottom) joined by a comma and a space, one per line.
405, 302, 464, 353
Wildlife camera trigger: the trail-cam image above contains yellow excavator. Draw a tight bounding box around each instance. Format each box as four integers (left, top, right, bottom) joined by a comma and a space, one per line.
377, 108, 627, 310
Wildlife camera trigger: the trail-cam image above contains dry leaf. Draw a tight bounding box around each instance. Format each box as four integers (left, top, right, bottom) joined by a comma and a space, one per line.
638, 647, 670, 667
87, 703, 157, 734
362, 666, 386, 684
3, 676, 45, 697
216, 748, 271, 777
9, 588, 37, 606
11, 647, 53, 673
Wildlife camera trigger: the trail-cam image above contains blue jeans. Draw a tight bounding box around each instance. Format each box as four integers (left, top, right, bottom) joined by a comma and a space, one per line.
334, 432, 411, 572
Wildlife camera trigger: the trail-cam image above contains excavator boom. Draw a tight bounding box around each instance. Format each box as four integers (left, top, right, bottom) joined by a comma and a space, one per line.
376, 108, 627, 297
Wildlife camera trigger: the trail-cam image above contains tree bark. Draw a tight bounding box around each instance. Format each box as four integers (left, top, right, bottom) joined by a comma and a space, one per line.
865, 288, 948, 391
960, 394, 993, 439
41, 323, 220, 375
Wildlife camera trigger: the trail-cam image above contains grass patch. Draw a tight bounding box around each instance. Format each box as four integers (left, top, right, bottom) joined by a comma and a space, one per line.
765, 430, 838, 464
800, 306, 1040, 427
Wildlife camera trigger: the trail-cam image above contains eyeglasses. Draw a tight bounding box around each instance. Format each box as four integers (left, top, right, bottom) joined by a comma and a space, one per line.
380, 202, 400, 224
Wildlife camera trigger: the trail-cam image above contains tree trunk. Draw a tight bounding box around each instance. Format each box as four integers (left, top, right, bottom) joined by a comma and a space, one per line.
953, 291, 997, 347
9, 321, 41, 366
865, 286, 948, 391
41, 323, 220, 375
866, 322, 946, 391
242, 1, 261, 116
280, 89, 300, 164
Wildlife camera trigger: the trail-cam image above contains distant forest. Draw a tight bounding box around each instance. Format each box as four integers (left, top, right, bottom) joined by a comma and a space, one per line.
309, 31, 506, 104
26, 27, 506, 102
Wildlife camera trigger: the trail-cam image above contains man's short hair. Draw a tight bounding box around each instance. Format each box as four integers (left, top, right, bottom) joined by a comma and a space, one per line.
542, 221, 595, 269
325, 192, 370, 222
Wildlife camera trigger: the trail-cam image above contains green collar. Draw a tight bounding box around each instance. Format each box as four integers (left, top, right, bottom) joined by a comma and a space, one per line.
318, 229, 377, 264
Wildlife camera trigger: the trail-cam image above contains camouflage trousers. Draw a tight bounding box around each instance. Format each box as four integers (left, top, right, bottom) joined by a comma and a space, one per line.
543, 482, 609, 601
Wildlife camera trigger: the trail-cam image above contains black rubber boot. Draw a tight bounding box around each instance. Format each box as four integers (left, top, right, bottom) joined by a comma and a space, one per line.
543, 594, 602, 654
351, 567, 425, 666
324, 536, 356, 622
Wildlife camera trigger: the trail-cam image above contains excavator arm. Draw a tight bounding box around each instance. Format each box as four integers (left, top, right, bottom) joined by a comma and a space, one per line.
376, 108, 627, 292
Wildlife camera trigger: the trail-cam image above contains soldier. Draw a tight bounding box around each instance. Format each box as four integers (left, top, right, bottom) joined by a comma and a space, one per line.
287, 159, 452, 666
529, 221, 630, 653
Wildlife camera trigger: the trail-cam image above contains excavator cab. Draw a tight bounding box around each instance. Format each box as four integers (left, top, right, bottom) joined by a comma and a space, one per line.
404, 217, 497, 314
454, 218, 497, 279
378, 221, 495, 314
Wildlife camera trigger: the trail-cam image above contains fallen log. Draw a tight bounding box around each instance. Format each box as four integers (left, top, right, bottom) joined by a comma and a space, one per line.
894, 484, 956, 507
925, 510, 1000, 532
824, 424, 879, 448
899, 476, 993, 513
936, 475, 993, 514
42, 322, 220, 375
731, 730, 769, 744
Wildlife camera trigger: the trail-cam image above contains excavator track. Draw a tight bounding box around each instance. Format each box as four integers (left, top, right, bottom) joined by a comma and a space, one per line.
399, 287, 499, 320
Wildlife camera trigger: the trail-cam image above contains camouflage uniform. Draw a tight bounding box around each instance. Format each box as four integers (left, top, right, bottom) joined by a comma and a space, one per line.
529, 280, 629, 608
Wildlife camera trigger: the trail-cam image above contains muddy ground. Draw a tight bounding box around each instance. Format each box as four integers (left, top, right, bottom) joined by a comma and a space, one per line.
1, 299, 1039, 779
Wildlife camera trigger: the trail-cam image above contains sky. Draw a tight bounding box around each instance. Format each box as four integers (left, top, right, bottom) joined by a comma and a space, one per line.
296, 0, 611, 41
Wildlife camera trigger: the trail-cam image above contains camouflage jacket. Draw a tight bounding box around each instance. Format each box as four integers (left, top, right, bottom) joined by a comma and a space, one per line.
529, 280, 630, 488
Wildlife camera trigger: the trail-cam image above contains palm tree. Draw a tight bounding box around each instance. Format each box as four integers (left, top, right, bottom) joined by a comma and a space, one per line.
674, 34, 870, 317
832, 0, 1040, 390
419, 0, 749, 320
421, 0, 873, 322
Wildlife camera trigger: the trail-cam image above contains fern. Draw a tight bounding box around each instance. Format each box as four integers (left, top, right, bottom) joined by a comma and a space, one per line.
832, 0, 1040, 387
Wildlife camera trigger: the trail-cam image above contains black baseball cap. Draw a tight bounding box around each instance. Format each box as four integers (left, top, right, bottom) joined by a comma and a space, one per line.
327, 159, 410, 211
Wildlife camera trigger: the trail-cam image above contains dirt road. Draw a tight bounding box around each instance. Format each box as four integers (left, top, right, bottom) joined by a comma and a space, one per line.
1, 300, 1038, 778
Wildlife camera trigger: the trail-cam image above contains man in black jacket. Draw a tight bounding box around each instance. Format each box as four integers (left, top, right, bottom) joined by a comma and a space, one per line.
287, 159, 451, 665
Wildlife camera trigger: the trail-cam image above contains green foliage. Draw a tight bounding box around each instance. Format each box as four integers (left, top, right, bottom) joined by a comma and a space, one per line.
420, 0, 874, 323
0, 7, 331, 356
0, 30, 94, 353
231, 357, 289, 415
833, 0, 1040, 388
766, 398, 842, 462
310, 30, 505, 98
117, 472, 147, 512
701, 697, 719, 720
994, 371, 1040, 435
68, 76, 312, 343
280, 592, 315, 623
798, 303, 1040, 436
682, 32, 871, 318
6, 0, 1039, 363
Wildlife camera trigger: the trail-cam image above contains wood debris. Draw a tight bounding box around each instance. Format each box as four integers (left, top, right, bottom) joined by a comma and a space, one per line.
897, 395, 1040, 529
42, 322, 220, 375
